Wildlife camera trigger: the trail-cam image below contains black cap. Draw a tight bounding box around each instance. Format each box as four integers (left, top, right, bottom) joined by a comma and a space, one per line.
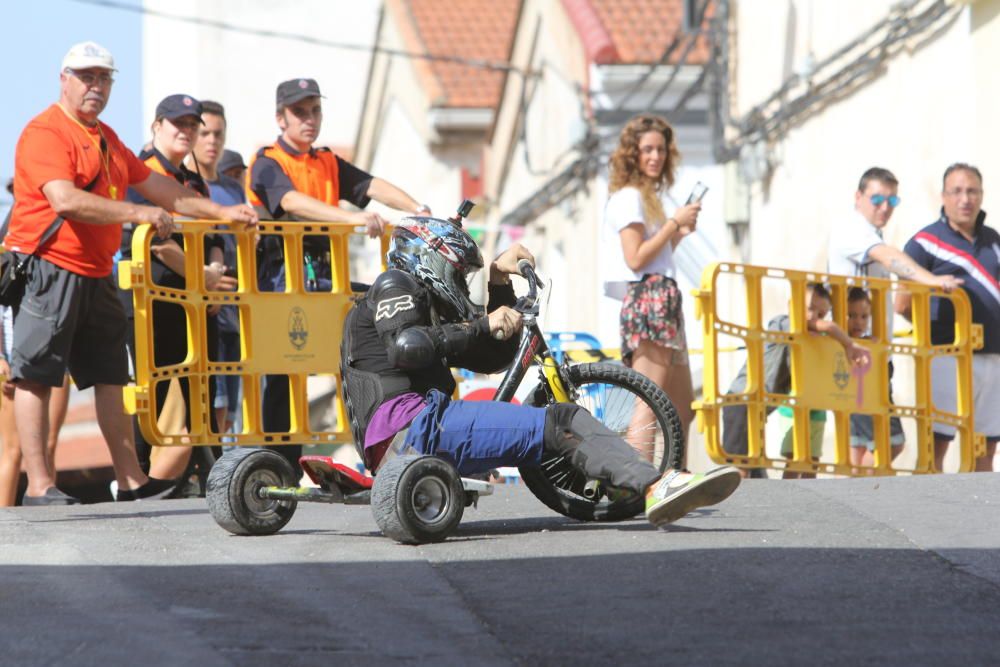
155, 94, 204, 123
276, 78, 323, 107
218, 149, 246, 174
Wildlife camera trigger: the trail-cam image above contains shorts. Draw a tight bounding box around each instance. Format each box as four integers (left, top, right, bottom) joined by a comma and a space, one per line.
11, 256, 128, 389
2, 305, 12, 359
776, 407, 826, 458
849, 414, 905, 450
620, 274, 687, 365
930, 354, 1000, 440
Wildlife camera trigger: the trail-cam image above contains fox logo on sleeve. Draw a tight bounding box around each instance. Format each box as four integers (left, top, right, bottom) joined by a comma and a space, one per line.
375, 294, 415, 321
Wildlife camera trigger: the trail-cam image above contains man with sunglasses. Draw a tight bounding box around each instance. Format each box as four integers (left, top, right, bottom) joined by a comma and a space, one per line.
897, 164, 1000, 472
4, 42, 258, 505
829, 167, 961, 306
828, 168, 961, 471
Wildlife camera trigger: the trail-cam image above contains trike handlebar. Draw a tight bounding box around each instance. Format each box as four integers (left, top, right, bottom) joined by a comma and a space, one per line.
514, 260, 544, 315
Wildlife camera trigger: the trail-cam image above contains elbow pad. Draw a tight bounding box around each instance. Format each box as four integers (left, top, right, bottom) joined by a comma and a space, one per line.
388, 327, 438, 369
388, 323, 479, 370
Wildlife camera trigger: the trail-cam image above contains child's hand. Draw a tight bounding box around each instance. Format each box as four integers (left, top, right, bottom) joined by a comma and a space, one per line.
845, 343, 871, 369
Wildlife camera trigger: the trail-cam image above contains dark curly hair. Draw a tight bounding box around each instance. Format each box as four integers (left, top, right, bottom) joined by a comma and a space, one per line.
608, 114, 680, 226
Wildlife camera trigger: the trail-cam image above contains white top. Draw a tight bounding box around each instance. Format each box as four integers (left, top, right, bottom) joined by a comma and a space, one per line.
603, 187, 678, 300
827, 211, 894, 337
827, 212, 891, 281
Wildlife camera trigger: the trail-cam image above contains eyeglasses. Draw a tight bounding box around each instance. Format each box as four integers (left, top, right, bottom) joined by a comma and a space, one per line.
870, 194, 900, 207
944, 188, 983, 199
66, 68, 114, 87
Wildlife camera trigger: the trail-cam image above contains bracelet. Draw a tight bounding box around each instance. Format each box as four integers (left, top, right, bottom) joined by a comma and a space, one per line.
665, 218, 679, 233
415, 204, 431, 215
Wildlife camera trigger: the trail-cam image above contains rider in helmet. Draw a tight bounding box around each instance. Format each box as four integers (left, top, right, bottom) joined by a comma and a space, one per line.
341, 213, 741, 526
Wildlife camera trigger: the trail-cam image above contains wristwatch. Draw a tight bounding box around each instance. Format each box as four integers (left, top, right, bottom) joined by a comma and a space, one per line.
415, 204, 432, 216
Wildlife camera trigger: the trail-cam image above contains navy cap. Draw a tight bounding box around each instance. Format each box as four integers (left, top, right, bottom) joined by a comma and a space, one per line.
276, 78, 323, 107
218, 149, 246, 174
155, 94, 204, 123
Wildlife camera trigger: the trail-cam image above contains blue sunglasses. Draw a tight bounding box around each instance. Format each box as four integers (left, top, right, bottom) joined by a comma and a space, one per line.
870, 194, 900, 207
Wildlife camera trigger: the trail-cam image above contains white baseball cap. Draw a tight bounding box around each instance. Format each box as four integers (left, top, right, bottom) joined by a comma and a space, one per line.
61, 41, 117, 71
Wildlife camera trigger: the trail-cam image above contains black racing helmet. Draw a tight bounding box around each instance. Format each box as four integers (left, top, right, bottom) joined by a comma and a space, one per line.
388, 217, 485, 322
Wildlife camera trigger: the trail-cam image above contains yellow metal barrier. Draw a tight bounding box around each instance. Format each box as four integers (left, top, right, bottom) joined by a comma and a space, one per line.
692, 262, 985, 475
119, 220, 388, 448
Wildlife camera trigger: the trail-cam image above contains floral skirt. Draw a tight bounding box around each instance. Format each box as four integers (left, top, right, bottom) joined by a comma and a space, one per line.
620, 274, 687, 366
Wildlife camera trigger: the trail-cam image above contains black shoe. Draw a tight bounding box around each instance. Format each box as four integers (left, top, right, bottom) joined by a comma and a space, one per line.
167, 473, 204, 499
116, 477, 178, 502
22, 487, 82, 506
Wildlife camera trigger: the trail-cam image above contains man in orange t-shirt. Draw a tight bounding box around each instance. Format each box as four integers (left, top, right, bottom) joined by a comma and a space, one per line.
6, 42, 258, 505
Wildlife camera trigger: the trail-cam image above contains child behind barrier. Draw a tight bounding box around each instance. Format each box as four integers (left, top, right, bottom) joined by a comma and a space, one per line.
846, 287, 904, 470
723, 283, 868, 479
776, 284, 869, 478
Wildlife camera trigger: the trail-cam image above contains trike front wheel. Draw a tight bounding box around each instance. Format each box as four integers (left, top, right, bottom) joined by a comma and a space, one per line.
519, 362, 683, 522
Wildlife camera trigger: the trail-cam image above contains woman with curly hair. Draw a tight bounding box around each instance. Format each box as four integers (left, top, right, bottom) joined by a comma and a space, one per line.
604, 114, 700, 462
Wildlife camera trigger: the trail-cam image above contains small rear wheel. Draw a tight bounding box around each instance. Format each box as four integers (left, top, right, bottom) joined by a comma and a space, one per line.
372, 455, 465, 544
206, 448, 299, 535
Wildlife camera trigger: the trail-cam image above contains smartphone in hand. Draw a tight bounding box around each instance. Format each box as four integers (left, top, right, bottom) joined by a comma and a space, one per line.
686, 181, 709, 205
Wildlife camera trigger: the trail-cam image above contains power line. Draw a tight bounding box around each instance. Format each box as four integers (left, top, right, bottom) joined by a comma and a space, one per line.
711, 0, 960, 162
71, 0, 537, 77
498, 133, 601, 228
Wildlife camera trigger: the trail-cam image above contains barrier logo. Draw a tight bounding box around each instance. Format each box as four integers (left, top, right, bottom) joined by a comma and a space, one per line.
288, 307, 308, 350
832, 351, 850, 390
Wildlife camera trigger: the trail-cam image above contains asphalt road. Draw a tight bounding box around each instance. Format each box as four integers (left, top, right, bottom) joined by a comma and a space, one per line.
2, 474, 999, 666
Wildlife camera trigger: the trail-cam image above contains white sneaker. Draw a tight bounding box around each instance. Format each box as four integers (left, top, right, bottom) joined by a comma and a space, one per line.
645, 467, 741, 527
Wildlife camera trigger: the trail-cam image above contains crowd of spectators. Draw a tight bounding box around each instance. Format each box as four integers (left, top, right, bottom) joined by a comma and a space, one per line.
0, 42, 425, 505
1, 43, 997, 506
717, 164, 997, 473
601, 112, 997, 475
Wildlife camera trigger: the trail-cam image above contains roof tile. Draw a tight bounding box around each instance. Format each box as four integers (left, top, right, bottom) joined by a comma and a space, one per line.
403, 0, 521, 108
588, 0, 712, 65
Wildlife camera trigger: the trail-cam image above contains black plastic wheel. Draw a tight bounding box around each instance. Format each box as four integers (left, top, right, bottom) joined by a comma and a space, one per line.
371, 455, 465, 544
206, 448, 299, 535
519, 362, 684, 522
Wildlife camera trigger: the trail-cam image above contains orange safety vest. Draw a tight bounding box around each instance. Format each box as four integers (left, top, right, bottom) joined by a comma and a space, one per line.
145, 154, 169, 177
246, 142, 341, 215
140, 151, 208, 208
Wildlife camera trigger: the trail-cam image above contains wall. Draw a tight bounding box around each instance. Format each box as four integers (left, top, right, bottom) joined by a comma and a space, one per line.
730, 0, 982, 315
142, 0, 380, 158
971, 0, 1000, 188
485, 0, 728, 371
719, 0, 1000, 438
486, 0, 603, 336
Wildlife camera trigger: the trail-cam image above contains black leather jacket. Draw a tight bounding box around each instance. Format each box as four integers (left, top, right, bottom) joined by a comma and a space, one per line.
340, 269, 518, 461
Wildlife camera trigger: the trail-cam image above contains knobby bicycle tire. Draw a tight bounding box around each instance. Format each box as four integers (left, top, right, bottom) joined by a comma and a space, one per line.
518, 362, 684, 522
